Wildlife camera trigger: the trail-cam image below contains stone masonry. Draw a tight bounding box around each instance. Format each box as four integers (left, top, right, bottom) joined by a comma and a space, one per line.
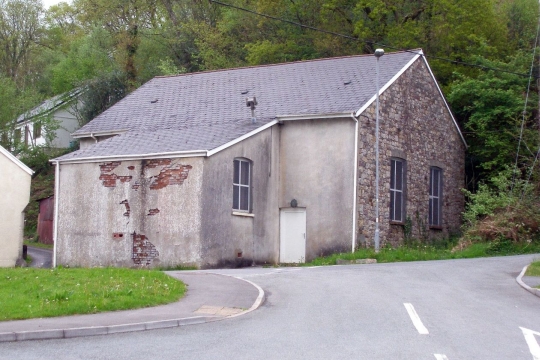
356, 59, 465, 247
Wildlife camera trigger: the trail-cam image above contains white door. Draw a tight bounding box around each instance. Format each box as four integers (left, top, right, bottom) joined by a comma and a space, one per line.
279, 208, 306, 263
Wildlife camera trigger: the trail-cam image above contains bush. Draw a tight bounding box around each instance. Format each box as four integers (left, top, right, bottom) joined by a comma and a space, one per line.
462, 168, 540, 244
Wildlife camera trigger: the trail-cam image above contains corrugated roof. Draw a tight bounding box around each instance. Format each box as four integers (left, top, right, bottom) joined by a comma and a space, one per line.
58, 51, 419, 162
17, 88, 81, 124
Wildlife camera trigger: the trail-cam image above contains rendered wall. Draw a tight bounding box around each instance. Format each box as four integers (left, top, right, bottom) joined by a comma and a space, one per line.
200, 127, 280, 268
0, 153, 31, 267
56, 157, 204, 267
356, 58, 466, 246
279, 118, 356, 260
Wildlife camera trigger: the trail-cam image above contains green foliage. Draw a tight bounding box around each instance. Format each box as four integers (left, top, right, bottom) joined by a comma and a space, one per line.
74, 72, 128, 125
50, 28, 117, 93
447, 52, 538, 183
462, 168, 534, 226
304, 237, 540, 266
0, 268, 185, 321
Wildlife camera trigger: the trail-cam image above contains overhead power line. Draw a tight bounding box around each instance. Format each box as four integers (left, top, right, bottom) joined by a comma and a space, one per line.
209, 0, 537, 79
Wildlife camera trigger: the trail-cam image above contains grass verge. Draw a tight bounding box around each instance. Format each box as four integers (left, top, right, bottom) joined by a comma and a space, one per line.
525, 261, 540, 277
0, 267, 185, 321
303, 241, 540, 267
24, 241, 54, 250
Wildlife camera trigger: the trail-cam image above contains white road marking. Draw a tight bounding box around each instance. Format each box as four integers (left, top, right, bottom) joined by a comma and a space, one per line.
404, 303, 429, 335
520, 327, 540, 360
434, 354, 448, 360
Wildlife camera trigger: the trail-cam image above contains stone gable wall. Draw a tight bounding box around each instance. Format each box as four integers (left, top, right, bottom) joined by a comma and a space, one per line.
356, 58, 465, 246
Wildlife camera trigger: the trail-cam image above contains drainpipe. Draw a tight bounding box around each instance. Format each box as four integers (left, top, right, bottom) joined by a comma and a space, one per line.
52, 160, 60, 267
351, 113, 359, 252
90, 133, 97, 143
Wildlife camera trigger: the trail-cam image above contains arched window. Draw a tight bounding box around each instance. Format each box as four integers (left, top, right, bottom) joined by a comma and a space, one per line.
233, 158, 252, 212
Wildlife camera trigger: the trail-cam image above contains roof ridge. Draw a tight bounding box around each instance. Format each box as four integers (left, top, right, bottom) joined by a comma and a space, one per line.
155, 50, 418, 80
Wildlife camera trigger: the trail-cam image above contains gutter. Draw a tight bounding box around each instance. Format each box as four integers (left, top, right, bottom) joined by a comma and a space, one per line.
351, 113, 359, 252
276, 112, 352, 122
71, 129, 128, 139
52, 160, 59, 268
55, 150, 208, 165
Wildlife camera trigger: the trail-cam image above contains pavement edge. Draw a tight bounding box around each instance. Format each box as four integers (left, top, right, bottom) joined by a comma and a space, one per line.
516, 265, 540, 298
0, 272, 265, 343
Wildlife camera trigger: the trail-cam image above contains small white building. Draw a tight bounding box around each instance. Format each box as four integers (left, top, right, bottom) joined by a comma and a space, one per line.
0, 145, 33, 267
15, 89, 81, 149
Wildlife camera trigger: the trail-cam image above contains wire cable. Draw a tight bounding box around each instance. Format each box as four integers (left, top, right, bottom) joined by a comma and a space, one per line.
209, 0, 537, 79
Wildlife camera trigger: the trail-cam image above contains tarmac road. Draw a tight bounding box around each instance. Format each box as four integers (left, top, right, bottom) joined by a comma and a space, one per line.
1, 254, 539, 360
27, 246, 53, 268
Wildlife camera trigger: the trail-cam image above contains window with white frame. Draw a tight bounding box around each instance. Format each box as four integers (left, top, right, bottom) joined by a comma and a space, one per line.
429, 167, 442, 226
390, 158, 406, 222
233, 158, 251, 212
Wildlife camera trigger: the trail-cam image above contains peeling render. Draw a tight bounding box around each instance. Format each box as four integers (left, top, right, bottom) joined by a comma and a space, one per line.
132, 233, 159, 265
147, 208, 160, 216
149, 163, 193, 190
120, 200, 130, 217
99, 161, 132, 187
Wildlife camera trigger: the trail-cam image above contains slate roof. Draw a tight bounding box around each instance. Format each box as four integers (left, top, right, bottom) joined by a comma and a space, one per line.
56, 51, 419, 162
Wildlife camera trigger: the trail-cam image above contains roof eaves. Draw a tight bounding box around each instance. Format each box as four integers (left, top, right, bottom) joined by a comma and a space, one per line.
206, 120, 279, 157
355, 50, 422, 118
276, 112, 353, 121
0, 146, 34, 176
54, 150, 208, 165
419, 54, 468, 148
72, 129, 129, 139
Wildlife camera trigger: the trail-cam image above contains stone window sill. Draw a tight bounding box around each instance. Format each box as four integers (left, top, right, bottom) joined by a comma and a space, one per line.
389, 221, 404, 226
232, 211, 254, 218
430, 225, 443, 230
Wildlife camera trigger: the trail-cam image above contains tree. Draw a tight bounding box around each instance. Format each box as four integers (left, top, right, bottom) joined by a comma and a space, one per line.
447, 53, 539, 187
74, 0, 159, 90
0, 0, 44, 86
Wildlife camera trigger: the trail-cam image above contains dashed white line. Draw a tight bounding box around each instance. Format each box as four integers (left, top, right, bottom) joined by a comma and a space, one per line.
521, 327, 540, 360
434, 354, 448, 360
404, 303, 429, 335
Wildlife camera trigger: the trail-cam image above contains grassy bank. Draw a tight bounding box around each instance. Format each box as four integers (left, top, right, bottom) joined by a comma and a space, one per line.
526, 261, 540, 277
304, 240, 540, 267
0, 267, 185, 321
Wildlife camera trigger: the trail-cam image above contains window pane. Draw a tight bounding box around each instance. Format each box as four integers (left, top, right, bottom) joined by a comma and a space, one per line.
395, 192, 402, 222
429, 199, 433, 225
240, 161, 250, 185
233, 160, 240, 184
431, 168, 440, 197
390, 190, 395, 220
233, 185, 239, 209
432, 198, 439, 225
390, 161, 396, 189
240, 187, 249, 211
395, 161, 403, 190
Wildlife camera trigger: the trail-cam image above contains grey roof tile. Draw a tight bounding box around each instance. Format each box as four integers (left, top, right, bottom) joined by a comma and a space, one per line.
59, 51, 417, 161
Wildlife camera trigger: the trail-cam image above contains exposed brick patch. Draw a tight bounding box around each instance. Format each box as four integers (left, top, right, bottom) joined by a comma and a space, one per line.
112, 232, 124, 241
99, 174, 118, 187
147, 208, 160, 216
99, 162, 121, 173
132, 233, 159, 265
144, 159, 172, 169
99, 162, 130, 188
120, 200, 130, 217
118, 176, 132, 183
149, 164, 193, 190
127, 166, 135, 170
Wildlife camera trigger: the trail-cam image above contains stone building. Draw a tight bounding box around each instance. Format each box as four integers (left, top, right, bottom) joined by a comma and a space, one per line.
52, 50, 466, 268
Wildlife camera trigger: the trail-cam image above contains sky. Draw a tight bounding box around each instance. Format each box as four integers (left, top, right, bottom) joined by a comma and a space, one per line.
42, 0, 70, 8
